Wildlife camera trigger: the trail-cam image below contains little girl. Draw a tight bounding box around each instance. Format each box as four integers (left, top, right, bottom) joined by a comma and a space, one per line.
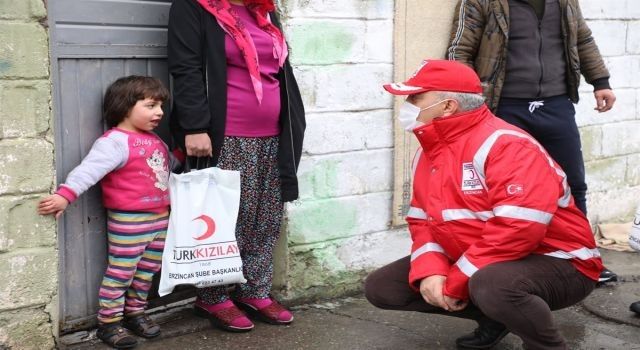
38, 76, 179, 349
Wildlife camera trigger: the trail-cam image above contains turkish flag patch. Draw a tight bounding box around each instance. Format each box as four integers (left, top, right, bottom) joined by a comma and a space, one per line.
505, 184, 524, 196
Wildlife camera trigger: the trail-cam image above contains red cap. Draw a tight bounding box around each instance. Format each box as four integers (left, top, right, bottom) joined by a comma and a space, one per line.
383, 59, 482, 95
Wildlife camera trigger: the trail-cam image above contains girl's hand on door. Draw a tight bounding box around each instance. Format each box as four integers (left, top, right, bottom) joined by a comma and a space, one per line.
38, 194, 69, 219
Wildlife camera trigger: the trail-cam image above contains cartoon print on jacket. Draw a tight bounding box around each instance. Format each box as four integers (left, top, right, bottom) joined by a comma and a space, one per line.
146, 149, 169, 191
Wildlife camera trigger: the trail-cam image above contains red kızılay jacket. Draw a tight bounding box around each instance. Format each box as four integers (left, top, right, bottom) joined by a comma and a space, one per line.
407, 104, 603, 300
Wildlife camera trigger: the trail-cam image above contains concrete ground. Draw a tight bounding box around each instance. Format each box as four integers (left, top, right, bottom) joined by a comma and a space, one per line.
62, 250, 640, 350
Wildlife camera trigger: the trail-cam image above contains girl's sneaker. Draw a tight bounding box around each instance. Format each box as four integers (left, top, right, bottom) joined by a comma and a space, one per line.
122, 313, 161, 338
96, 322, 138, 349
235, 297, 294, 325
193, 299, 254, 332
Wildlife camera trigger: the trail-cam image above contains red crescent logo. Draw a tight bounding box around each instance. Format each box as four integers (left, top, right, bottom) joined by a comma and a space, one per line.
466, 169, 476, 179
193, 214, 216, 241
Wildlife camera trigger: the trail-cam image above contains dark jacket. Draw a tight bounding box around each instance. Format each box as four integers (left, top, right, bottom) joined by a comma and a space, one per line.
167, 0, 306, 202
447, 0, 610, 111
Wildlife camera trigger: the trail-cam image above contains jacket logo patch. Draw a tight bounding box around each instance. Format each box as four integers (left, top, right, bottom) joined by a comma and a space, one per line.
461, 163, 483, 192
506, 184, 524, 196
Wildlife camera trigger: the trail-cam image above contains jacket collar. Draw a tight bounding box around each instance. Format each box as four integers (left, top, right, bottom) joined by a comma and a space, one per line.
413, 104, 492, 150
493, 0, 510, 36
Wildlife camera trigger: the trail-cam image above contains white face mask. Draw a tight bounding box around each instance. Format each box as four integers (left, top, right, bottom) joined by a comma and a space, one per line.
397, 100, 450, 131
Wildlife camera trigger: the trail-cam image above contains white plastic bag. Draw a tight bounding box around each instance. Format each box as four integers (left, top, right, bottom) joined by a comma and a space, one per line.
159, 167, 246, 296
629, 204, 640, 252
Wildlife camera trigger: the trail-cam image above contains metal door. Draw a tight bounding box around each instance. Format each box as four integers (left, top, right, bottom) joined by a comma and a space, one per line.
48, 0, 174, 333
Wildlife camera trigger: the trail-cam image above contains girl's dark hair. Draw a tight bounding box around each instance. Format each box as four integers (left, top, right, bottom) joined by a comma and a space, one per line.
103, 75, 170, 128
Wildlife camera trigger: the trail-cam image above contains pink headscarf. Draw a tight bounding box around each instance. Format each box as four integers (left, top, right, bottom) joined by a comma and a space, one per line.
197, 0, 288, 104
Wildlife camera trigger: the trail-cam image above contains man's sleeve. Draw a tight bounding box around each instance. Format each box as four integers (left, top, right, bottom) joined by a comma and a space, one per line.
447, 0, 485, 65
444, 140, 561, 300
573, 1, 610, 90
407, 201, 451, 290
167, 0, 212, 134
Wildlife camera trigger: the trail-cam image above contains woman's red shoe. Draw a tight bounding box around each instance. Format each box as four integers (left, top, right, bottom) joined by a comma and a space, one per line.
194, 299, 254, 332
235, 297, 294, 325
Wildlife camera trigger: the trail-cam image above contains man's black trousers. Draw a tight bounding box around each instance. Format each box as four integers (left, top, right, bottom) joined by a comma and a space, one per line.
496, 95, 587, 214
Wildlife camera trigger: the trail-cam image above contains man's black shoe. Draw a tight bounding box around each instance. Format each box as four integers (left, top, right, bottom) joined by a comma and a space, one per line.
456, 320, 509, 349
597, 268, 618, 284
630, 301, 640, 315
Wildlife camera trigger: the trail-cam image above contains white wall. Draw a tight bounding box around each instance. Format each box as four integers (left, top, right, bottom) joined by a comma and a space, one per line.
577, 0, 640, 223
278, 0, 640, 298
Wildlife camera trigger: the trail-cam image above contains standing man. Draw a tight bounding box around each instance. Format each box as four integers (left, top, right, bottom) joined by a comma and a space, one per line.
365, 59, 603, 350
447, 0, 617, 285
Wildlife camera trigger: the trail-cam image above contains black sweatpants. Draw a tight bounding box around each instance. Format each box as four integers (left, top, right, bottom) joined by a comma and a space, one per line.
496, 95, 587, 214
364, 255, 595, 350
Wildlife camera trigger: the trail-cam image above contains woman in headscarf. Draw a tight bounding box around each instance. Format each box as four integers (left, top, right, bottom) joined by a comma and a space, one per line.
167, 0, 305, 332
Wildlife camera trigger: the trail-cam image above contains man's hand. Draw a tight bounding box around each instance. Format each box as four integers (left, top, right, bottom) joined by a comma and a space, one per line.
185, 133, 212, 157
594, 89, 616, 113
444, 295, 469, 312
419, 275, 449, 311
38, 194, 69, 219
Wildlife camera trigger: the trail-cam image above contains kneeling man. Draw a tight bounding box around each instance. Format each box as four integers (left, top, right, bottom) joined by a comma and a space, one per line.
365, 60, 602, 350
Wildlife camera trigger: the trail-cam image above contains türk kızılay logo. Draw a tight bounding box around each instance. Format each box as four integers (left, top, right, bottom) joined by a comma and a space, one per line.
170, 214, 240, 263
172, 242, 239, 262
192, 214, 216, 240
461, 162, 483, 192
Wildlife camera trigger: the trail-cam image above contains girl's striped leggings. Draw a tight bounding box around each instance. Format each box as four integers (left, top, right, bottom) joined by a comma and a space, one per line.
97, 210, 167, 324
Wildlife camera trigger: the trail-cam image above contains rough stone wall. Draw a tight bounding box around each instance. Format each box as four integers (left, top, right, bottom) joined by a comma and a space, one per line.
0, 0, 57, 348
577, 0, 640, 224
278, 0, 640, 301
278, 0, 409, 300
